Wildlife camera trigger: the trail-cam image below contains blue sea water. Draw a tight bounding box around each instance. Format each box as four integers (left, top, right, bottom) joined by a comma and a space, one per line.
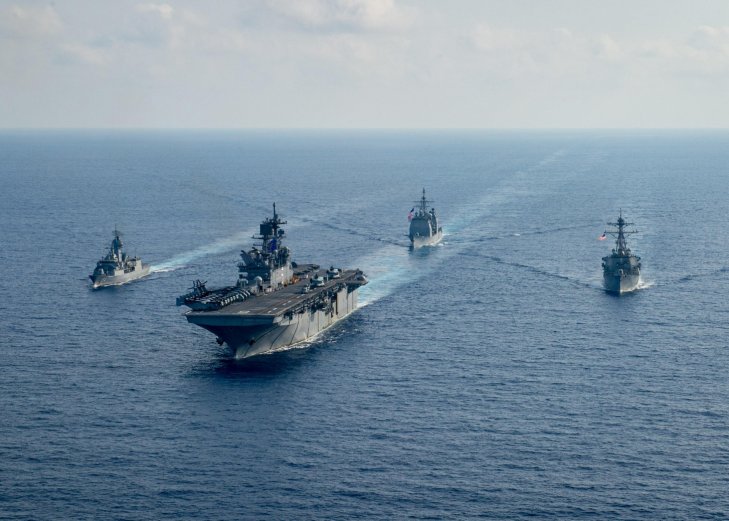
1, 130, 729, 519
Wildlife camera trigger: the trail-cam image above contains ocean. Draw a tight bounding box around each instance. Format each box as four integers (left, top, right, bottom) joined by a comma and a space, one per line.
1, 130, 728, 519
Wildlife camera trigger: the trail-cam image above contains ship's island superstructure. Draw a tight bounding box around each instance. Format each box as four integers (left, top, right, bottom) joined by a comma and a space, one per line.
602, 211, 642, 294
89, 229, 150, 288
177, 205, 368, 359
408, 188, 443, 249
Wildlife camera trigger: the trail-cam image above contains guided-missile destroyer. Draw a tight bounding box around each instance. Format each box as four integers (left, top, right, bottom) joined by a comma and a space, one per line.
601, 211, 642, 294
177, 205, 368, 359
408, 188, 443, 249
89, 229, 150, 288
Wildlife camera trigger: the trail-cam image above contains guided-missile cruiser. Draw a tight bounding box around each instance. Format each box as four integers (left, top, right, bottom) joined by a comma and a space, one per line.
601, 211, 642, 294
177, 205, 368, 359
408, 188, 443, 249
89, 229, 150, 288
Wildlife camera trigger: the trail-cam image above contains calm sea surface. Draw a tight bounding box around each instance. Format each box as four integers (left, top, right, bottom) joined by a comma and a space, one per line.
1, 130, 728, 519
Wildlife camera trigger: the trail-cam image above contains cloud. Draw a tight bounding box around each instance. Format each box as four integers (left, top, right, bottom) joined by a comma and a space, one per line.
595, 34, 621, 62
467, 23, 729, 92
684, 26, 729, 71
470, 23, 624, 64
637, 26, 729, 77
0, 4, 62, 39
59, 43, 108, 66
261, 0, 413, 32
118, 4, 251, 54
136, 3, 174, 20
4, 2, 729, 128
688, 25, 729, 52
470, 25, 525, 53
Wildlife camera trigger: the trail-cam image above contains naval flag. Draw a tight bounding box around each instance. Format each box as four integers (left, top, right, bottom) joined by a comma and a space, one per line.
407, 208, 414, 221
598, 232, 607, 241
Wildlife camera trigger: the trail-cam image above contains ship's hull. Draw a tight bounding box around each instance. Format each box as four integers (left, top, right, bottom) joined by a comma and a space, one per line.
186, 285, 360, 359
603, 272, 640, 294
90, 264, 150, 288
410, 229, 443, 249
602, 253, 641, 294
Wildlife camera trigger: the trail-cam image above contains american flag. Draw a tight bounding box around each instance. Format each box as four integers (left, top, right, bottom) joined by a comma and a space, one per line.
598, 232, 607, 241
407, 208, 414, 221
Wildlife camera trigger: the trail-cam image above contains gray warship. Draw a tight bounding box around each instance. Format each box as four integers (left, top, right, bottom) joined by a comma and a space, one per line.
89, 229, 150, 288
177, 205, 368, 359
408, 188, 443, 249
601, 211, 642, 294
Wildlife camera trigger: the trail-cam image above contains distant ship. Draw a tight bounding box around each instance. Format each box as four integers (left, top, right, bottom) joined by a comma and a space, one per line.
601, 211, 641, 294
89, 229, 150, 288
177, 205, 368, 359
408, 188, 443, 249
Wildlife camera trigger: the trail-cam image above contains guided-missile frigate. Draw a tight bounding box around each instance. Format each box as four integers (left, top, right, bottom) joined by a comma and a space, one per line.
408, 188, 443, 249
177, 205, 368, 359
601, 211, 642, 294
89, 229, 150, 288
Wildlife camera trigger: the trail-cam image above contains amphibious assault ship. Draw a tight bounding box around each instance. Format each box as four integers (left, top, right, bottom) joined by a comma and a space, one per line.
408, 188, 443, 249
89, 229, 150, 288
601, 211, 641, 294
177, 205, 368, 359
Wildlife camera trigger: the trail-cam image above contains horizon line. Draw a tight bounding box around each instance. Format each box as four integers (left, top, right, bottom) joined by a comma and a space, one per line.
1, 127, 728, 132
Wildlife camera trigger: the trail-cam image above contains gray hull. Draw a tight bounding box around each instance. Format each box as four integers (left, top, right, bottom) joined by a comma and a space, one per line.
91, 264, 150, 288
187, 285, 359, 358
603, 273, 640, 294
602, 252, 641, 295
410, 229, 443, 249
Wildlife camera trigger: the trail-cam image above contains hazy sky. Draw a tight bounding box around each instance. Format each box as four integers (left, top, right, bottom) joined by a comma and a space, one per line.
2, 0, 729, 128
